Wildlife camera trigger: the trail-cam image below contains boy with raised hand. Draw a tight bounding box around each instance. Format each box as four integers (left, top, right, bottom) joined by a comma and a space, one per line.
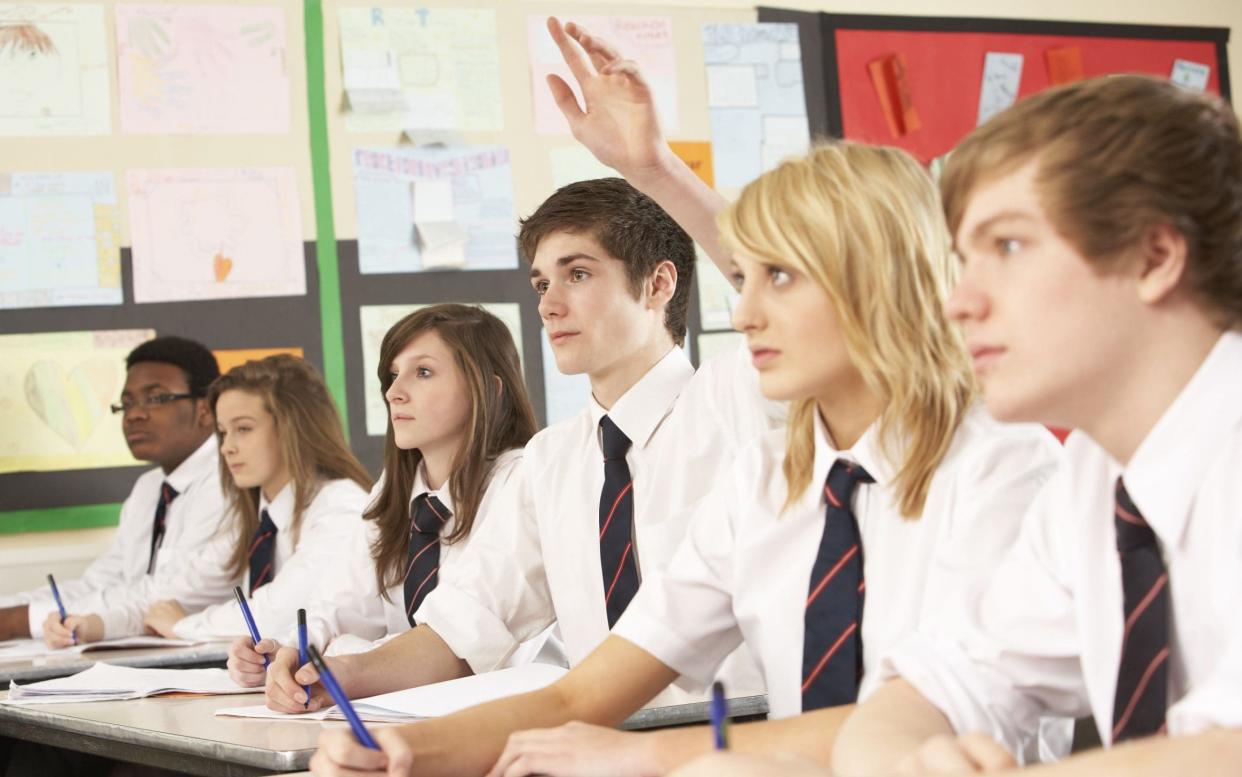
0, 336, 233, 645
814, 75, 1242, 776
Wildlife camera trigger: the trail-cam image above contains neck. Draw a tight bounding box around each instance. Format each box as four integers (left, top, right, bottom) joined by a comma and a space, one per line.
1077, 317, 1221, 465
261, 471, 291, 504
590, 338, 674, 410
814, 373, 884, 451
419, 441, 459, 492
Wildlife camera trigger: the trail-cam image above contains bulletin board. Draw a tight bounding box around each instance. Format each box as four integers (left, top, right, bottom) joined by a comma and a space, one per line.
0, 0, 763, 532
758, 9, 1231, 163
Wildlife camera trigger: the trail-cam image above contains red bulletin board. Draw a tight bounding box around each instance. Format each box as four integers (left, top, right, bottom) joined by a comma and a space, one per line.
836, 31, 1223, 163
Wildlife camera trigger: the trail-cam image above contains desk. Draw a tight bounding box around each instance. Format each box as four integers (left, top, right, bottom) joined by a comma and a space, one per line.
0, 692, 769, 775
0, 643, 230, 689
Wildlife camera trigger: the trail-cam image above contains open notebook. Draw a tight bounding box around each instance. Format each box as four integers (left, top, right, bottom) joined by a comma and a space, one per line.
0, 636, 205, 661
4, 662, 252, 704
217, 663, 568, 722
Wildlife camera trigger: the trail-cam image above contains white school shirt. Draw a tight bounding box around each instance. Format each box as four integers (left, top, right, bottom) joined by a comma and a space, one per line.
882, 332, 1242, 753
290, 449, 560, 667
171, 478, 370, 641
20, 436, 233, 638
614, 404, 1062, 719
417, 344, 783, 706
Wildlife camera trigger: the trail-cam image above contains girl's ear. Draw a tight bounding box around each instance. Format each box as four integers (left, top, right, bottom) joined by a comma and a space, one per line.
493, 374, 504, 399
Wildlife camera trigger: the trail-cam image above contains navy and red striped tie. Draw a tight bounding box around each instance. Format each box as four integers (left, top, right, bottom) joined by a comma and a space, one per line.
1111, 478, 1169, 743
147, 482, 180, 574
599, 415, 639, 628
404, 493, 450, 625
802, 459, 873, 711
247, 508, 278, 596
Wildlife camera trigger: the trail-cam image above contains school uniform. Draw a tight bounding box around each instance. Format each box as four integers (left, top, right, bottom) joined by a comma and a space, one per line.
170, 478, 370, 641
13, 436, 232, 638
880, 332, 1242, 754
417, 343, 784, 705
292, 449, 562, 666
613, 404, 1062, 719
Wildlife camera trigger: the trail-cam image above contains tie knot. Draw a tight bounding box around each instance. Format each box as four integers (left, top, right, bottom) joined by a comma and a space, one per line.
824, 459, 873, 510
160, 482, 179, 506
411, 493, 451, 534
257, 508, 278, 534
1114, 478, 1156, 552
599, 416, 632, 461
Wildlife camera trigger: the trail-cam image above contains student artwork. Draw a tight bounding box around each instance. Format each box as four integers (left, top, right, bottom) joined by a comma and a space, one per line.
1170, 59, 1211, 92
668, 141, 714, 188
977, 52, 1023, 126
529, 15, 678, 136
353, 146, 517, 274
116, 4, 290, 134
338, 7, 503, 134
702, 23, 809, 189
1045, 46, 1084, 86
213, 347, 303, 375
126, 167, 306, 303
0, 171, 122, 310
0, 4, 110, 136
0, 328, 153, 474
868, 52, 920, 140
358, 303, 522, 436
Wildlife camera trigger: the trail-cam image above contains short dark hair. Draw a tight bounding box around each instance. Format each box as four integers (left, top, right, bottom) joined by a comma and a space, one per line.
126, 336, 220, 397
517, 178, 695, 345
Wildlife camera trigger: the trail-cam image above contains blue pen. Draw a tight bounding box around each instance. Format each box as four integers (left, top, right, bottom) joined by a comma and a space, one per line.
710, 681, 729, 750
232, 586, 269, 667
46, 573, 76, 646
297, 608, 310, 709
307, 645, 380, 750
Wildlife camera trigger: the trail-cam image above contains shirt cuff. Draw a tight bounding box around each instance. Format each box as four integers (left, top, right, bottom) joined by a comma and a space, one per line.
415, 585, 526, 673
98, 605, 139, 640
27, 599, 51, 638
612, 608, 736, 693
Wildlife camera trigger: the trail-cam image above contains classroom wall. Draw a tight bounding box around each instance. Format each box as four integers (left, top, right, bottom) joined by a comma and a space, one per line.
1, 0, 1235, 596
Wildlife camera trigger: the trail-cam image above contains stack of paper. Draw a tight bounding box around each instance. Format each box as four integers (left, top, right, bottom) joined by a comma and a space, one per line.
217, 663, 567, 722
4, 663, 251, 705
0, 636, 204, 661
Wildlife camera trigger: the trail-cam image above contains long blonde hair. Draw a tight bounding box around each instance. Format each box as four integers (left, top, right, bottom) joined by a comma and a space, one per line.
208, 355, 373, 575
718, 142, 975, 517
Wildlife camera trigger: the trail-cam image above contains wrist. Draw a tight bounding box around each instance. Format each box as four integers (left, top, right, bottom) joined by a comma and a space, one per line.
625, 145, 681, 191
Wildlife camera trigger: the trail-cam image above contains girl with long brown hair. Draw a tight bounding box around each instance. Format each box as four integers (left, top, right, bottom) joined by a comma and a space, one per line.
143, 354, 371, 641
226, 304, 558, 698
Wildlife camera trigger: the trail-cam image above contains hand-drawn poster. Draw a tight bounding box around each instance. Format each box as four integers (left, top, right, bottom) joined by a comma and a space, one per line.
116, 4, 289, 134
338, 7, 503, 133
126, 167, 306, 303
358, 303, 522, 436
0, 329, 154, 474
0, 4, 110, 136
0, 171, 121, 309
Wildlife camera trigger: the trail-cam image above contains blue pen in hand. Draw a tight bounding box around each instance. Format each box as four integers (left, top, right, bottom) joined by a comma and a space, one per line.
307, 645, 380, 750
233, 586, 269, 667
710, 681, 730, 750
47, 573, 76, 646
297, 608, 310, 709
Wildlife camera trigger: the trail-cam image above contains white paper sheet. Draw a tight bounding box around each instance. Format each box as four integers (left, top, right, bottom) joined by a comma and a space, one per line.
0, 636, 205, 661
4, 662, 250, 704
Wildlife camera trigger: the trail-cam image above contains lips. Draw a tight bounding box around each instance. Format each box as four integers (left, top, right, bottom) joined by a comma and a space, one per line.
749, 347, 780, 368
968, 344, 1006, 372
548, 331, 578, 346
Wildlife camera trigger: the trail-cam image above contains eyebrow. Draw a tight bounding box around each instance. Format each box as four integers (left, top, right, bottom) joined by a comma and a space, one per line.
967, 210, 1038, 243
529, 252, 601, 279
122, 382, 173, 397
394, 353, 437, 363
223, 415, 257, 424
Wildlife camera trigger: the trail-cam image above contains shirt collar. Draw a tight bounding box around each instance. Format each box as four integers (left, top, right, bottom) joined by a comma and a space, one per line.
408, 459, 455, 515
258, 482, 296, 530
811, 407, 897, 494
1123, 331, 1242, 546
588, 347, 695, 452
164, 435, 218, 494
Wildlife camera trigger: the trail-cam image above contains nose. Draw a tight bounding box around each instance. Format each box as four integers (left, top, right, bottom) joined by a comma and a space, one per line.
538, 282, 566, 321
730, 277, 763, 333
385, 377, 407, 406
945, 271, 990, 324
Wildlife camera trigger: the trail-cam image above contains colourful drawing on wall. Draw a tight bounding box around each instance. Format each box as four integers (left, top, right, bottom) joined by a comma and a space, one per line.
116, 3, 290, 134
0, 4, 111, 136
126, 167, 306, 303
213, 347, 304, 375
0, 329, 155, 474
0, 171, 122, 310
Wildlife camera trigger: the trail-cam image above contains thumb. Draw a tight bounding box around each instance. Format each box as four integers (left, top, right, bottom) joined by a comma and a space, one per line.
547, 74, 585, 124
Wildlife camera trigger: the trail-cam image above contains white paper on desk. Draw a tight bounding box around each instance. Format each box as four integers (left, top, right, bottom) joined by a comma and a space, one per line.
0, 636, 202, 660
4, 662, 250, 704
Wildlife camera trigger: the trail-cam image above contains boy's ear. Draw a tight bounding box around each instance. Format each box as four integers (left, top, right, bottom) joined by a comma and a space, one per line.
647, 259, 678, 308
1134, 222, 1189, 306
194, 398, 214, 429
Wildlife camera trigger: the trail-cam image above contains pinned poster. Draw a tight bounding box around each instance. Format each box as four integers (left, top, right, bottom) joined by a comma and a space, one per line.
359, 304, 522, 436
1045, 46, 1084, 86
0, 4, 110, 136
0, 329, 154, 474
1170, 59, 1210, 92
353, 146, 517, 274
126, 167, 306, 303
529, 15, 678, 136
977, 53, 1023, 126
213, 347, 303, 375
703, 23, 809, 189
668, 142, 714, 188
696, 250, 738, 331
116, 4, 289, 134
0, 171, 121, 310
548, 146, 618, 190
697, 331, 745, 365
541, 331, 590, 426
868, 53, 920, 139
338, 7, 503, 133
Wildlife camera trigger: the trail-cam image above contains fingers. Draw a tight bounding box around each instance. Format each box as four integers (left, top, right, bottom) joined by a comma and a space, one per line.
546, 16, 595, 87
957, 733, 1017, 771
254, 638, 281, 657
547, 74, 585, 127
42, 616, 75, 648
311, 729, 388, 775
564, 20, 622, 73
227, 637, 267, 687
373, 728, 414, 777
267, 647, 323, 712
